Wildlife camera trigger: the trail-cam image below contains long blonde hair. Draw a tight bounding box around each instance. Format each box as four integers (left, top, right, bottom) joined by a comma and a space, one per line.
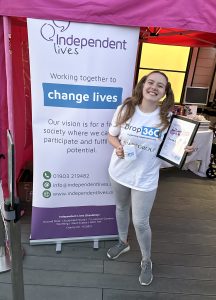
117, 71, 175, 130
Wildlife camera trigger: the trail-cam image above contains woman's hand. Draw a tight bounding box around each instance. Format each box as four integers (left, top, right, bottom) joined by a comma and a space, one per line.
184, 144, 195, 154
116, 145, 124, 158
107, 134, 125, 158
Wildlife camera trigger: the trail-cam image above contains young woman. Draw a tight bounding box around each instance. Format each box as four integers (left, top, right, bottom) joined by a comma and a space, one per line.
107, 71, 193, 286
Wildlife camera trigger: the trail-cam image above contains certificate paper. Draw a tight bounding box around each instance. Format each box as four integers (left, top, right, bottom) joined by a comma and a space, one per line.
157, 116, 199, 168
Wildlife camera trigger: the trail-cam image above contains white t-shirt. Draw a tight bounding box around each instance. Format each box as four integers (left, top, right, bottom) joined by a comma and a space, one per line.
108, 105, 168, 192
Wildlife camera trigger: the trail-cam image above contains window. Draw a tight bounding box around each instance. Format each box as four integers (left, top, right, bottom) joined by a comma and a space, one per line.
137, 43, 191, 103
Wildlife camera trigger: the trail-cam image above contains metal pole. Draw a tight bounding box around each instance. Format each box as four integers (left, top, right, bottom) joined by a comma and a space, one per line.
8, 219, 25, 300
2, 198, 25, 300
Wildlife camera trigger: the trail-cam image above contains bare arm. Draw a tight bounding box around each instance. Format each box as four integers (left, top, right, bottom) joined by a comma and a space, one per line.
108, 133, 124, 158
108, 133, 121, 148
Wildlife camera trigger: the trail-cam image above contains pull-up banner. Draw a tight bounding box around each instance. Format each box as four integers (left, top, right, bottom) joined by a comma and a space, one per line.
27, 19, 139, 243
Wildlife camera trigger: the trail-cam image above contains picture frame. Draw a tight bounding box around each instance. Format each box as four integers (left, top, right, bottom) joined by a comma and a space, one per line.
157, 115, 200, 168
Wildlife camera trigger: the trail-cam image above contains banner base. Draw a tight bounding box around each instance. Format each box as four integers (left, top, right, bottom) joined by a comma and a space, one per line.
30, 234, 118, 253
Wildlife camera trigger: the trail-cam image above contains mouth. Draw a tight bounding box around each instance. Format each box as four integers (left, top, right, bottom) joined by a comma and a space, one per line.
147, 91, 158, 96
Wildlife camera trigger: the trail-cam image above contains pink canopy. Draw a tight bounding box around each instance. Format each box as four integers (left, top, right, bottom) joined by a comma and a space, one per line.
0, 0, 216, 33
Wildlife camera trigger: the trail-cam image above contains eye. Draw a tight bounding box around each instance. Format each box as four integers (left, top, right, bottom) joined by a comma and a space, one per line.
157, 83, 166, 89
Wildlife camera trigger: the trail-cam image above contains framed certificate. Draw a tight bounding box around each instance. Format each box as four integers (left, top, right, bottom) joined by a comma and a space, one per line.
157, 115, 200, 168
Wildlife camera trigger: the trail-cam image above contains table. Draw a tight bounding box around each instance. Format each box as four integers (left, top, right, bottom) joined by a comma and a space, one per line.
161, 129, 214, 177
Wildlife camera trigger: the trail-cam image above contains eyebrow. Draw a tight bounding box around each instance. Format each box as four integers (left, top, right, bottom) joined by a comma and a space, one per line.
147, 79, 166, 86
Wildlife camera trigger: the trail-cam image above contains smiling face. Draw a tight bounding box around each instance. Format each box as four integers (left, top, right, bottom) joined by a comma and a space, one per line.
142, 72, 167, 105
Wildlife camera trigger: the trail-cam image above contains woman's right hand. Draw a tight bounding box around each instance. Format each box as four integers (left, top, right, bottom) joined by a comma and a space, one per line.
116, 145, 124, 158
107, 134, 124, 158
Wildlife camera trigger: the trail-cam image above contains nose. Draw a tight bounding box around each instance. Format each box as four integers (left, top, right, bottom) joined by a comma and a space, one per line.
151, 84, 158, 90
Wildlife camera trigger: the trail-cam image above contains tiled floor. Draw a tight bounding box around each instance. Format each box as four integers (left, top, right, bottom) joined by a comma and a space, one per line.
1, 168, 216, 299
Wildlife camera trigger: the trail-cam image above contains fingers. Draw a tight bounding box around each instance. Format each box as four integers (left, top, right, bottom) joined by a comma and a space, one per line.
116, 145, 124, 158
184, 145, 194, 153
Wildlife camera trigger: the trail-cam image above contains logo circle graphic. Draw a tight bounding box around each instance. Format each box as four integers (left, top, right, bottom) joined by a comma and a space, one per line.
40, 23, 55, 41
43, 181, 51, 189
53, 21, 70, 32
43, 171, 51, 179
42, 190, 51, 198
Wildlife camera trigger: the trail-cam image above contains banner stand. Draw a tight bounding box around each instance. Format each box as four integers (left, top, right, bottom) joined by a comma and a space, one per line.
30, 234, 118, 253
93, 240, 99, 250
27, 19, 139, 246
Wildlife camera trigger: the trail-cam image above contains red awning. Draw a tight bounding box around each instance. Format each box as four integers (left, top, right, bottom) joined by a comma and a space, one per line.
140, 27, 216, 47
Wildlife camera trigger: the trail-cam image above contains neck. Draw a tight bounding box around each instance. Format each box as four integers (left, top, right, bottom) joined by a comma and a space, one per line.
139, 101, 158, 113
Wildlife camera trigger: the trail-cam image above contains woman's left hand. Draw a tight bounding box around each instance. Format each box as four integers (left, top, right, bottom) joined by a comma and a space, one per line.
184, 145, 194, 154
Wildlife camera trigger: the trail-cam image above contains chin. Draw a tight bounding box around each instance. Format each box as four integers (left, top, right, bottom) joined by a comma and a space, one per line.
146, 97, 160, 103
